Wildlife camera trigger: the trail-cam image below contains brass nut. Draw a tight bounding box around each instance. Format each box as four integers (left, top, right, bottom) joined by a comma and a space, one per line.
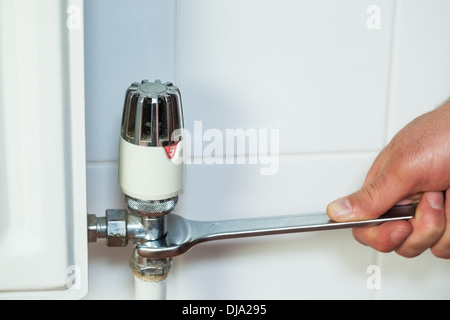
129, 256, 172, 277
106, 209, 128, 247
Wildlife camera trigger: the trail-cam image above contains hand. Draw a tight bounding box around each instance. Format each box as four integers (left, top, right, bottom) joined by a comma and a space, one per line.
327, 100, 450, 258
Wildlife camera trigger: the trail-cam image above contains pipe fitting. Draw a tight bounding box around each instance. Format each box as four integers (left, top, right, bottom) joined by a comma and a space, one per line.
129, 250, 172, 278
105, 209, 128, 247
88, 209, 129, 246
87, 214, 103, 243
87, 210, 169, 246
87, 194, 178, 279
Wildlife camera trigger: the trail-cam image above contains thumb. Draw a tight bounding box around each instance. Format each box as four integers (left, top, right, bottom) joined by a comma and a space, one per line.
327, 173, 407, 222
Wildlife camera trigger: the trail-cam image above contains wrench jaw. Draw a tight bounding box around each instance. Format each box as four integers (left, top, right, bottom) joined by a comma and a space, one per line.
135, 214, 189, 259
135, 214, 198, 259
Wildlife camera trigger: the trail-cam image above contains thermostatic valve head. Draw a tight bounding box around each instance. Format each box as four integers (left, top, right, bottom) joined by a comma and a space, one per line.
120, 79, 183, 147
119, 79, 185, 201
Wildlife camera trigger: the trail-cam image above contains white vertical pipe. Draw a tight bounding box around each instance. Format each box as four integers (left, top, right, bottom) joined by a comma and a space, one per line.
134, 274, 167, 300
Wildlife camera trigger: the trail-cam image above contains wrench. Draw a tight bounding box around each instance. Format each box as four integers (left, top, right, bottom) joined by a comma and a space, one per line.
136, 204, 416, 259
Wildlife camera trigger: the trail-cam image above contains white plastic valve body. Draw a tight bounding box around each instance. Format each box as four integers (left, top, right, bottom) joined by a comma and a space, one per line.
119, 137, 185, 201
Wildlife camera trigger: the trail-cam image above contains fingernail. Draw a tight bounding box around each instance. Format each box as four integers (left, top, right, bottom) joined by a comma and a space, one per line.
426, 192, 444, 210
328, 198, 353, 220
390, 228, 411, 244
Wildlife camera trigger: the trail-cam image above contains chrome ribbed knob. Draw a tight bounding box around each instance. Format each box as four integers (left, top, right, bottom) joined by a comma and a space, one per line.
121, 79, 183, 147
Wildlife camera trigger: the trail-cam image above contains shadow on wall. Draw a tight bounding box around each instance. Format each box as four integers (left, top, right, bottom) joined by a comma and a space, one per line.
173, 229, 372, 299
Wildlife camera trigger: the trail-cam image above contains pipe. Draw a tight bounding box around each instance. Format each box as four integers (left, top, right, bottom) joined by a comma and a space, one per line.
133, 272, 168, 300
88, 212, 173, 300
129, 248, 172, 300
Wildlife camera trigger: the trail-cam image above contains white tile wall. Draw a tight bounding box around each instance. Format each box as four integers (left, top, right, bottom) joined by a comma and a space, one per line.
386, 0, 450, 138
177, 0, 394, 155
84, 0, 177, 162
83, 0, 450, 300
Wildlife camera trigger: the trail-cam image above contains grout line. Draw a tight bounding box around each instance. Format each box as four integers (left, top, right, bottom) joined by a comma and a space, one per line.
86, 160, 118, 167
174, 0, 180, 85
383, 0, 400, 145
86, 149, 382, 168
272, 150, 381, 159
189, 149, 382, 161
369, 0, 400, 300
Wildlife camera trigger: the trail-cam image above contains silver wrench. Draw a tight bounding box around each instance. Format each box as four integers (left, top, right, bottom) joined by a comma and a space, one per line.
136, 204, 416, 259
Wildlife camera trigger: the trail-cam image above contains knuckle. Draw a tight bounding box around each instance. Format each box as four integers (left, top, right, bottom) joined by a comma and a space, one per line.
395, 246, 423, 258
360, 182, 385, 213
418, 215, 445, 240
430, 246, 450, 259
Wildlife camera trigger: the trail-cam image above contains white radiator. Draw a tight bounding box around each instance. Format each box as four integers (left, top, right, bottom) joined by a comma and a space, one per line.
0, 0, 87, 299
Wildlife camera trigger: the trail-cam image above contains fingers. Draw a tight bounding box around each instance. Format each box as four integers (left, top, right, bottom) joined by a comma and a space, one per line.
352, 191, 447, 257
429, 189, 450, 258
327, 170, 409, 222
395, 193, 423, 206
352, 220, 413, 253
395, 191, 446, 257
327, 101, 450, 258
